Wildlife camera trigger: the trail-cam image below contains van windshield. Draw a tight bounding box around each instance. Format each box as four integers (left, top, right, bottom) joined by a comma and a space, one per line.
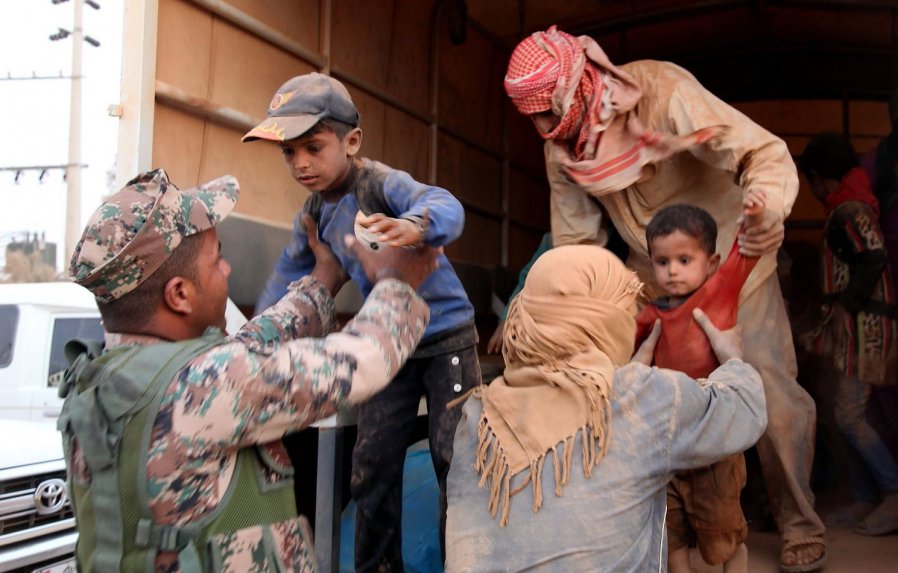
48, 316, 105, 383
0, 305, 18, 368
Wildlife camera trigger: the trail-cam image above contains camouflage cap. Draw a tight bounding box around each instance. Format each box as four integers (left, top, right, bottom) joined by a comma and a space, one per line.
69, 168, 239, 302
242, 73, 359, 143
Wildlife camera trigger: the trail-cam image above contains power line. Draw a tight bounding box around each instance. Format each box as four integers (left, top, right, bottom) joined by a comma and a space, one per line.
0, 165, 89, 172
0, 164, 89, 185
0, 72, 82, 81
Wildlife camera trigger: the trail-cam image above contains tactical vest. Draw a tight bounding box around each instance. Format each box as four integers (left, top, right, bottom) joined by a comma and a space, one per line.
58, 328, 315, 572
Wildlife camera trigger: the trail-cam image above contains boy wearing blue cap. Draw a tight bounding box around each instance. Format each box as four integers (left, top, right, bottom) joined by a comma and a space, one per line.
244, 73, 481, 572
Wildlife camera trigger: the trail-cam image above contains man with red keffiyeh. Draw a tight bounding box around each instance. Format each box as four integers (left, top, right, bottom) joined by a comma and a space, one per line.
504, 26, 826, 572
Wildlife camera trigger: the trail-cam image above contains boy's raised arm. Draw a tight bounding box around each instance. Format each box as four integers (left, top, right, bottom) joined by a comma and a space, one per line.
382, 171, 465, 246
255, 209, 318, 311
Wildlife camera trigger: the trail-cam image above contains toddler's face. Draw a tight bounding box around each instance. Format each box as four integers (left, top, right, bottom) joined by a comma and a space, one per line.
280, 128, 360, 193
649, 230, 719, 298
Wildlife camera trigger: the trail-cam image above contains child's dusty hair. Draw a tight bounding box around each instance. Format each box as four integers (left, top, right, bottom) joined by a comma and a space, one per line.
303, 118, 357, 140
646, 204, 717, 256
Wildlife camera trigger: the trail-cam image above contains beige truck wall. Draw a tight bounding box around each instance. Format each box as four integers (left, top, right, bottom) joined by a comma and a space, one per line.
149, 0, 547, 310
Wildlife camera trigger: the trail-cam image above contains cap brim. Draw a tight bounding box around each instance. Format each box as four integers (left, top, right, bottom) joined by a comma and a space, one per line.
241, 114, 322, 143
181, 174, 240, 232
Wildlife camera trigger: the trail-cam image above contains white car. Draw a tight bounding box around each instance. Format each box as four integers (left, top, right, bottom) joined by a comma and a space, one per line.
0, 281, 247, 422
0, 419, 76, 573
0, 282, 103, 422
0, 281, 247, 572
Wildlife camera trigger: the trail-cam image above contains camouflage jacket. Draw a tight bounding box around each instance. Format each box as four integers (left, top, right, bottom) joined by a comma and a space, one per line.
69, 275, 429, 571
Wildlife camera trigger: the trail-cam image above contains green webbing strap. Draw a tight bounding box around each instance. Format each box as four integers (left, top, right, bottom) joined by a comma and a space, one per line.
134, 519, 204, 573
61, 328, 226, 573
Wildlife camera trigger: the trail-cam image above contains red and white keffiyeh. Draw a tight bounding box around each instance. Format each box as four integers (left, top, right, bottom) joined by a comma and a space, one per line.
505, 26, 726, 196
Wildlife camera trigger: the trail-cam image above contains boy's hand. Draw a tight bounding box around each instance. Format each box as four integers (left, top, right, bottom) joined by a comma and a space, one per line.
305, 214, 348, 296
357, 212, 427, 247
345, 235, 440, 290
693, 308, 743, 363
631, 319, 661, 365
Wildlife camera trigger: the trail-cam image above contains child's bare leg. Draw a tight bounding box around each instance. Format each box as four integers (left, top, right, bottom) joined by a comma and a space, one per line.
668, 546, 694, 573
721, 543, 747, 573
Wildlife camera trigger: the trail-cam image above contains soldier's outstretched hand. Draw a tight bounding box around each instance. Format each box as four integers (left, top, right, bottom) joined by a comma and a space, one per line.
304, 214, 348, 296
345, 234, 440, 290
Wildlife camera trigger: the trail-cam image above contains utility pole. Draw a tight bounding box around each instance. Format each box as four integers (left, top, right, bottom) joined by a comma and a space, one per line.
50, 0, 101, 262
66, 0, 83, 263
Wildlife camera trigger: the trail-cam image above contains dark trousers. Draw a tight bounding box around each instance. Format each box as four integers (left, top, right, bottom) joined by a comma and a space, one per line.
351, 343, 481, 572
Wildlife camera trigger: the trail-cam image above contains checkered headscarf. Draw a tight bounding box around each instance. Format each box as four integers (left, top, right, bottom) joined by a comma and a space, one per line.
505, 26, 727, 195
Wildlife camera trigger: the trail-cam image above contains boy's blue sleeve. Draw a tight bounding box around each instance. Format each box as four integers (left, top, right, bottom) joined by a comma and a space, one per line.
255, 211, 316, 313
382, 170, 464, 247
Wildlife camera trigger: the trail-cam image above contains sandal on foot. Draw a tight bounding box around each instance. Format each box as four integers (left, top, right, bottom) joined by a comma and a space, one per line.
780, 537, 826, 573
853, 510, 898, 536
825, 502, 876, 528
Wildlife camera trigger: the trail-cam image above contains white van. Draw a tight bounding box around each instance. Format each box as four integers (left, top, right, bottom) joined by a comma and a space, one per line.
0, 282, 103, 422
0, 281, 248, 572
0, 281, 248, 421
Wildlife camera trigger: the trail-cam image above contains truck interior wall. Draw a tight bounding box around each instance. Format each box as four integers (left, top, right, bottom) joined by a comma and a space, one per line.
150, 0, 893, 315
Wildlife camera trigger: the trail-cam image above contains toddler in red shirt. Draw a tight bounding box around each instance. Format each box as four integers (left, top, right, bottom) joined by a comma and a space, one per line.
635, 191, 765, 573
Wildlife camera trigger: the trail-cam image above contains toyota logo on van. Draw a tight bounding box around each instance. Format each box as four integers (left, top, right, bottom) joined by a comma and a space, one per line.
34, 478, 68, 515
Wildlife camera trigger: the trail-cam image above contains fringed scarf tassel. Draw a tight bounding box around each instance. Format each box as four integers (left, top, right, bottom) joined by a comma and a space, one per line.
475, 412, 603, 527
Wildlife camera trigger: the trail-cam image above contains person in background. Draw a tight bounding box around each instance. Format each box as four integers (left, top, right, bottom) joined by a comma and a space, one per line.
503, 25, 825, 572
861, 90, 898, 300
799, 133, 898, 536
60, 169, 438, 571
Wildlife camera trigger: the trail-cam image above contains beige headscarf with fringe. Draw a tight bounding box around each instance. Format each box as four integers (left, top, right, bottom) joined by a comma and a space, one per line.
473, 245, 642, 526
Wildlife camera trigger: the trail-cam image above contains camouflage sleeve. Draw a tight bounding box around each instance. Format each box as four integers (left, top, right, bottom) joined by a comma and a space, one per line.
231, 275, 336, 355
160, 277, 429, 449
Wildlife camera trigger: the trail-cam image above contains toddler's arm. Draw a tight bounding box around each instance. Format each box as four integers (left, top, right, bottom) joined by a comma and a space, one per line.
741, 188, 767, 228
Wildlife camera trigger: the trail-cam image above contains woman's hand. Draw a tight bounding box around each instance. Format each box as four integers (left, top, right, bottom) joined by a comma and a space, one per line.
693, 308, 743, 363
631, 320, 661, 365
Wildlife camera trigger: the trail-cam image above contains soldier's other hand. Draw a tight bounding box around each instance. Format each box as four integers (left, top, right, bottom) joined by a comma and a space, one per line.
344, 234, 440, 290
305, 214, 348, 296
631, 320, 661, 365
486, 320, 505, 354
693, 308, 743, 363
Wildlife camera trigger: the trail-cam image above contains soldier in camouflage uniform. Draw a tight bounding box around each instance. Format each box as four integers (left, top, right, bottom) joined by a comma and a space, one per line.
59, 168, 439, 572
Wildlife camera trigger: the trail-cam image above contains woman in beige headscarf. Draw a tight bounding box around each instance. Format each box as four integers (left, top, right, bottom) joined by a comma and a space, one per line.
445, 245, 767, 572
